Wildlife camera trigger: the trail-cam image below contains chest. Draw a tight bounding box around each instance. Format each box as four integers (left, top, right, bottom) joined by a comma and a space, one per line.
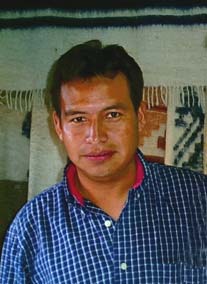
32, 190, 207, 283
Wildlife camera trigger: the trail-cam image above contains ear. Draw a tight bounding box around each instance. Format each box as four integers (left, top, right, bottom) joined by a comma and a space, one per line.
137, 101, 146, 131
53, 111, 63, 141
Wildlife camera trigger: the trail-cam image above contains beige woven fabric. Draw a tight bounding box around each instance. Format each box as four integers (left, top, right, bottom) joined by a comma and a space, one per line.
28, 96, 66, 199
0, 105, 30, 181
0, 24, 207, 90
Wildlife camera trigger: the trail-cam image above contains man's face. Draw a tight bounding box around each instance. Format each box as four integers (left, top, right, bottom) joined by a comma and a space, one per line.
53, 73, 139, 183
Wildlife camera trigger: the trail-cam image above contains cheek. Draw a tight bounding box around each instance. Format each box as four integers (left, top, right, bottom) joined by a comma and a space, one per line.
116, 119, 138, 136
62, 124, 84, 145
62, 125, 73, 140
121, 120, 139, 145
108, 122, 138, 145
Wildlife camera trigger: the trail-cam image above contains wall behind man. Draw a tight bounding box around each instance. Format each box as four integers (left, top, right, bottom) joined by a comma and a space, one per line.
0, 6, 206, 199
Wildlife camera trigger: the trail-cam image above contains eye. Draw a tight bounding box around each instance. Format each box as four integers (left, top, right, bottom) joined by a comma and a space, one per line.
106, 112, 121, 119
71, 116, 87, 123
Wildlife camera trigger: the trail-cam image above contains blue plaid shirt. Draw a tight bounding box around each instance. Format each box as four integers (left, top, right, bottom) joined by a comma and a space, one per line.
1, 151, 207, 283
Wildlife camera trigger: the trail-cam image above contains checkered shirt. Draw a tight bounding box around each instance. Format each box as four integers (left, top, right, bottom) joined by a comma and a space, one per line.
0, 151, 207, 283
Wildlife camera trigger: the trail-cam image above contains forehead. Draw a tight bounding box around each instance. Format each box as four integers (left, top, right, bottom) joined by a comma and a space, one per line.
60, 73, 131, 106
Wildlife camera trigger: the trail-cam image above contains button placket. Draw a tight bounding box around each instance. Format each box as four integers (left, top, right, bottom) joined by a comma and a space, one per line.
104, 220, 112, 228
120, 262, 127, 271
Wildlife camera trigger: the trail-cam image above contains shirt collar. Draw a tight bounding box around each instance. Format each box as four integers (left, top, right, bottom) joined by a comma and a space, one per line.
66, 153, 145, 206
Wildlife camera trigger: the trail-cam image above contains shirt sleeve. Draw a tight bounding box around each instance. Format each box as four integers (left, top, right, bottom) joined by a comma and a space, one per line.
0, 219, 27, 284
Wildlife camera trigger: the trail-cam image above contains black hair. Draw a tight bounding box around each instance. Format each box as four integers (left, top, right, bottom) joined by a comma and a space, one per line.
46, 39, 144, 117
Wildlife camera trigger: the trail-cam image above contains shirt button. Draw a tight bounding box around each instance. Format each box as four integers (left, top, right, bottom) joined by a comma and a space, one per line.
104, 220, 112, 228
120, 262, 127, 270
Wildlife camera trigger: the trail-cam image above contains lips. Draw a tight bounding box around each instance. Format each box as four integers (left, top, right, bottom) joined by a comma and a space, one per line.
83, 151, 115, 162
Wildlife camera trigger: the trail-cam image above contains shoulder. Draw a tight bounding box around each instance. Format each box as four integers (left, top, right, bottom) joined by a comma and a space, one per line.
145, 161, 207, 209
1, 180, 69, 261
138, 150, 207, 197
0, 181, 68, 279
21, 180, 67, 218
148, 161, 206, 187
138, 150, 206, 189
148, 161, 206, 181
7, 180, 67, 238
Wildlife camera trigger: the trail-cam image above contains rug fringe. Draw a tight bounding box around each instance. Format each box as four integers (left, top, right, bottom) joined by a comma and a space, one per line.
0, 89, 45, 112
0, 85, 206, 111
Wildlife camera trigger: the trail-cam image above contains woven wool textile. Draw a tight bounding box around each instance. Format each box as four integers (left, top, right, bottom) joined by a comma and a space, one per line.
165, 87, 205, 173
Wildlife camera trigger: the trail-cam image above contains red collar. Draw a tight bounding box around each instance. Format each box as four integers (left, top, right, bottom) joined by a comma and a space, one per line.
66, 155, 144, 206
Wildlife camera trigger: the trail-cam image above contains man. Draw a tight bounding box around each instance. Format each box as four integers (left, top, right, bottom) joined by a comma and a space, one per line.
0, 40, 207, 283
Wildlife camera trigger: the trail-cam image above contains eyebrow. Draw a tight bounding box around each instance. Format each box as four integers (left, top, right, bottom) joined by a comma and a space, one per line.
63, 103, 127, 116
102, 103, 127, 111
64, 110, 87, 116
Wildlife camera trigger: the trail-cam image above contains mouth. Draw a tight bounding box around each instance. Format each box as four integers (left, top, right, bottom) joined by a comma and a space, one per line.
83, 151, 115, 162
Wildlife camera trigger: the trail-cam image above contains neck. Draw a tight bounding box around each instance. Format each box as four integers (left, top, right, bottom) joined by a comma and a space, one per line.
75, 161, 136, 220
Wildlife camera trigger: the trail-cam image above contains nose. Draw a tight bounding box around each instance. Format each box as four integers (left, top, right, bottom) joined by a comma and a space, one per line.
85, 118, 107, 144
